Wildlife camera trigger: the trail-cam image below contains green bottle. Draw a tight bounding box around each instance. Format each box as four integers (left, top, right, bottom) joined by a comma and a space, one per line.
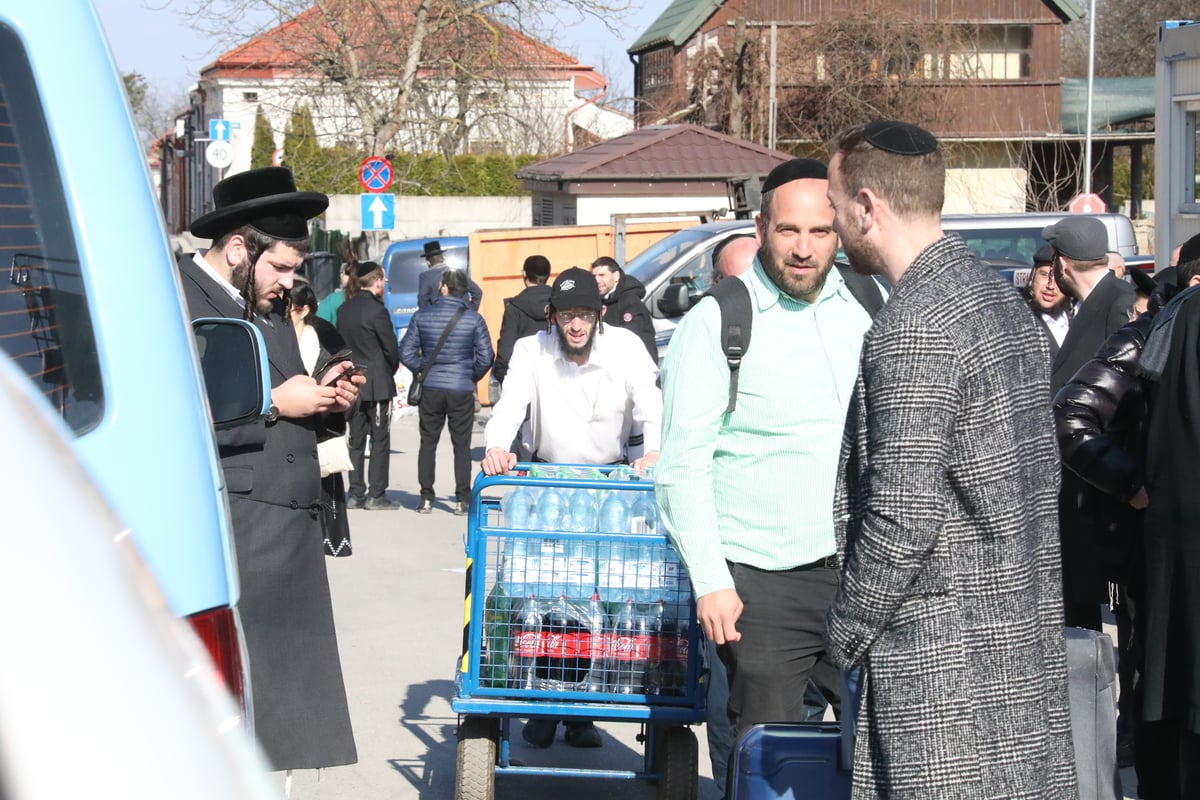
482, 582, 510, 687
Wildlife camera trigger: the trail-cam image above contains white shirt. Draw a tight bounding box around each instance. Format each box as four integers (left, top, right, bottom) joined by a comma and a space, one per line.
192, 250, 244, 308
1042, 310, 1070, 346
484, 325, 662, 463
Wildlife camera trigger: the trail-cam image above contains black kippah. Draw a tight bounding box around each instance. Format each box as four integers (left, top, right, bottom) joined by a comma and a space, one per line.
862, 120, 938, 156
355, 260, 381, 278
762, 158, 828, 193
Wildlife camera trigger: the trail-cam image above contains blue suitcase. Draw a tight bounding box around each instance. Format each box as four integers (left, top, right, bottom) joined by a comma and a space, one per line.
730, 722, 852, 800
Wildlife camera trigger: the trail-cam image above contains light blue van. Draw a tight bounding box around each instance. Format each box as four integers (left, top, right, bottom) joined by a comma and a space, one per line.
0, 2, 267, 717
381, 236, 470, 338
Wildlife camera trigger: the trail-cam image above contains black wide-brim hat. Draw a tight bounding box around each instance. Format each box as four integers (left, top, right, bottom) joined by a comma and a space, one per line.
190, 167, 328, 240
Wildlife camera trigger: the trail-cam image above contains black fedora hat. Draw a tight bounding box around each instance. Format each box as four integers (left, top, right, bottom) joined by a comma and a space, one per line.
423, 240, 444, 259
190, 167, 328, 240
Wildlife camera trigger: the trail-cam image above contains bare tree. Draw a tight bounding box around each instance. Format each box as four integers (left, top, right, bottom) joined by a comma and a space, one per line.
1062, 0, 1195, 78
123, 71, 180, 148
175, 0, 633, 156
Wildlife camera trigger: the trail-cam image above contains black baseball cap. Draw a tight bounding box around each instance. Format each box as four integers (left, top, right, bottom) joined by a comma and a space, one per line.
549, 267, 602, 312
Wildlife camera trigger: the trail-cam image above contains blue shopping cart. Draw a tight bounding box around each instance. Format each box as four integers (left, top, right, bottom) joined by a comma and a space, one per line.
453, 464, 706, 800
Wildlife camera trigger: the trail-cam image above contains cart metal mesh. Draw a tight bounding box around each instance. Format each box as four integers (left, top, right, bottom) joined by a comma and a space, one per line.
459, 467, 703, 710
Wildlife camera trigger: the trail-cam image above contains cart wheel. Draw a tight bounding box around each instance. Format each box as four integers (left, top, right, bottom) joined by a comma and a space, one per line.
455, 716, 499, 800
656, 726, 698, 800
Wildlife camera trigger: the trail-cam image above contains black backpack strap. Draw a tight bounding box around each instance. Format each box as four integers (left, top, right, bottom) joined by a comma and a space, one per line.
835, 263, 884, 318
709, 278, 753, 414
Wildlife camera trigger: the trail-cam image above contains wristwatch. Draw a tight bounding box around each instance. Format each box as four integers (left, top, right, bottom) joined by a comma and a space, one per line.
266, 404, 280, 424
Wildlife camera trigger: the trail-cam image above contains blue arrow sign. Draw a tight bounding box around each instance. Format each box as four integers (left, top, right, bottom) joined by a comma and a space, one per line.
361, 193, 395, 231
208, 119, 230, 141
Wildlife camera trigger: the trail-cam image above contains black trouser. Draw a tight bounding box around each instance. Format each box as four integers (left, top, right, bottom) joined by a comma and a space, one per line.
719, 560, 841, 754
348, 398, 392, 500
417, 387, 474, 502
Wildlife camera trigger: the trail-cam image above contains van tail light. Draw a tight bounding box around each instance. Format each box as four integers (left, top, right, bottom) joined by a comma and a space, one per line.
188, 606, 247, 715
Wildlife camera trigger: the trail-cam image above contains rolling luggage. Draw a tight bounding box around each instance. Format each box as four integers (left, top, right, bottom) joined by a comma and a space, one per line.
1064, 626, 1121, 800
729, 722, 851, 800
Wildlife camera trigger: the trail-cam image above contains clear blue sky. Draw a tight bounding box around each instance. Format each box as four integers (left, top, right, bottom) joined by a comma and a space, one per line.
92, 0, 663, 108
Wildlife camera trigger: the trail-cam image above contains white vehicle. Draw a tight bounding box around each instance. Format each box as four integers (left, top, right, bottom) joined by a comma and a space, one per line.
0, 354, 278, 799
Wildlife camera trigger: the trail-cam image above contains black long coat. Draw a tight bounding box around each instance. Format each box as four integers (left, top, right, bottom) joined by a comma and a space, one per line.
336, 289, 400, 402
1142, 290, 1200, 731
178, 255, 357, 770
1051, 272, 1136, 608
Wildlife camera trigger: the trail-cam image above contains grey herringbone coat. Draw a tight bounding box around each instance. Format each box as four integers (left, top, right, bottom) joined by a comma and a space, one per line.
825, 236, 1076, 799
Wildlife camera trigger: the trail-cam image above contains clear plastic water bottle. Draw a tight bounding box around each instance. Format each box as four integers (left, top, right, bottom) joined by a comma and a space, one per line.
503, 486, 537, 529
565, 538, 597, 600
510, 595, 542, 691
634, 541, 662, 603
596, 539, 624, 603
503, 537, 530, 598
629, 491, 658, 534
565, 489, 598, 532
585, 592, 607, 694
534, 539, 567, 600
598, 491, 630, 533
536, 487, 567, 532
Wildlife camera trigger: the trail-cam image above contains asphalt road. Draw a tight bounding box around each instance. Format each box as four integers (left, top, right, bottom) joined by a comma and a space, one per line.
277, 408, 1137, 800
279, 409, 722, 800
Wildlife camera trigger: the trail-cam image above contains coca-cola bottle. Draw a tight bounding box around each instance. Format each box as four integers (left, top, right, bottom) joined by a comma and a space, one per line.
643, 599, 668, 696
510, 595, 542, 691
539, 595, 572, 690
585, 591, 607, 694
608, 598, 649, 694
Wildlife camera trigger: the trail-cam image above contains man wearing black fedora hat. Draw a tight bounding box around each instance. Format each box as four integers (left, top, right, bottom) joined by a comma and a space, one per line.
417, 239, 482, 310
178, 166, 360, 771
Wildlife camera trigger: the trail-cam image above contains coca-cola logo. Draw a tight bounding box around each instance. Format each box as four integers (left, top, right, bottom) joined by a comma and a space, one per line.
610, 634, 652, 660
513, 631, 542, 657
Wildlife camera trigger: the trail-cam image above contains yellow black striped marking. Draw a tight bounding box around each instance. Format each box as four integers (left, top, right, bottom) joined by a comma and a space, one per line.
460, 557, 473, 673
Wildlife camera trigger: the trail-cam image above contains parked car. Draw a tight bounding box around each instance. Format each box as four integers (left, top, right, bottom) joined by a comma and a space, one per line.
381, 236, 470, 338
0, 0, 268, 730
626, 212, 1141, 360
0, 353, 277, 799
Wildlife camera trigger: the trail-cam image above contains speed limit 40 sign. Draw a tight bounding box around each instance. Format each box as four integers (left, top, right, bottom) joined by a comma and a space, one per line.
205, 140, 233, 169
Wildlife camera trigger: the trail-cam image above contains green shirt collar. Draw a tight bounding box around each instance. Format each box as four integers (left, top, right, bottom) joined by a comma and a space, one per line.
746, 256, 849, 311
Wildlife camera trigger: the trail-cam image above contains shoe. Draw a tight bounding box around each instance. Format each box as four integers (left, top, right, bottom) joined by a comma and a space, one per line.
454, 500, 469, 516
563, 721, 602, 749
522, 719, 558, 749
415, 498, 434, 514
349, 495, 367, 510
364, 495, 396, 510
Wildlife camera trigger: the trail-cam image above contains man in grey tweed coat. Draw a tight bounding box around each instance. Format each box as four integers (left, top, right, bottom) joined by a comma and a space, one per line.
824, 120, 1076, 798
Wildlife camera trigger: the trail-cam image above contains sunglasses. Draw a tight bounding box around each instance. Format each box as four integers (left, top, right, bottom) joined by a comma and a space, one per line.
555, 309, 598, 323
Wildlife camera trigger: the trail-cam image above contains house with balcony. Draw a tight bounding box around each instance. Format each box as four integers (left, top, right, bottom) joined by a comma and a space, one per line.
625, 0, 1152, 215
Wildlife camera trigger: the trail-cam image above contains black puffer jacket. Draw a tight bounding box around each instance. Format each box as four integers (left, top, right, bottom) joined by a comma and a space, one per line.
601, 274, 657, 361
494, 284, 550, 383
1053, 284, 1176, 502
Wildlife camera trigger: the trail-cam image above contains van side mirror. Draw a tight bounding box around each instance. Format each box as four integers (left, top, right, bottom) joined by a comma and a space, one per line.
658, 283, 694, 317
191, 318, 270, 430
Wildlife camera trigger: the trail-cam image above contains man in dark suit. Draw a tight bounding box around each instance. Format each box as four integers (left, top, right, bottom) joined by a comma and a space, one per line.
337, 260, 401, 509
1042, 215, 1136, 631
176, 167, 362, 771
417, 240, 482, 309
1045, 216, 1135, 394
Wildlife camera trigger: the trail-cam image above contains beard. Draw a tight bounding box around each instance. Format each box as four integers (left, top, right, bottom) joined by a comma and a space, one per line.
555, 321, 596, 361
838, 229, 885, 277
759, 246, 835, 301
230, 257, 275, 315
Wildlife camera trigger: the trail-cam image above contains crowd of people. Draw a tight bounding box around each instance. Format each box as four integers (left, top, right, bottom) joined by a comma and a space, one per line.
183, 117, 1200, 797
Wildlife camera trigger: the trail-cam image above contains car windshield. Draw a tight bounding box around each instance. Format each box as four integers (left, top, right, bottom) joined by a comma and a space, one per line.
625, 228, 723, 285
950, 227, 1044, 267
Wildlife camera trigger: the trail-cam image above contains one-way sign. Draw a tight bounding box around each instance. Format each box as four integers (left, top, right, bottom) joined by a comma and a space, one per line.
360, 193, 395, 231
208, 119, 231, 141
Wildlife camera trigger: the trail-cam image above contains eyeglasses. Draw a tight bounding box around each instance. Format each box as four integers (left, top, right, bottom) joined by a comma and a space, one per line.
555, 309, 598, 323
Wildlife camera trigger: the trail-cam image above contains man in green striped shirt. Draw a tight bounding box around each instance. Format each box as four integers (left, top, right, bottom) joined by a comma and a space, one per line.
655, 158, 872, 755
